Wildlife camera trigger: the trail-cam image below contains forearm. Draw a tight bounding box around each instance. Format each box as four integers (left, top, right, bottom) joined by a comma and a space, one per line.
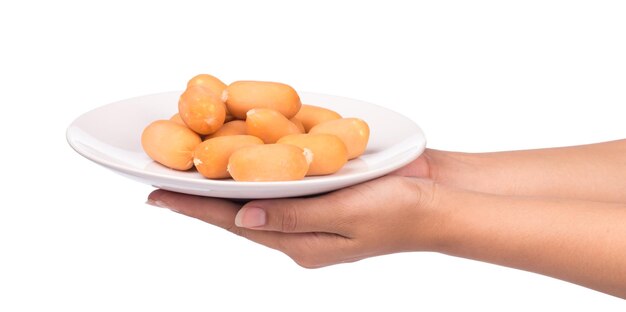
432, 185, 626, 298
427, 139, 626, 202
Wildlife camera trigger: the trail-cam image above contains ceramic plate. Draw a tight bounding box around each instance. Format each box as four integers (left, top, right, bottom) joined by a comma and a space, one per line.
67, 91, 426, 199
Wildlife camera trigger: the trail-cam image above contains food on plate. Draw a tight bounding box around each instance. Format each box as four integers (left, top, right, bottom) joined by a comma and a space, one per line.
141, 74, 370, 181
309, 118, 370, 160
187, 74, 235, 122
178, 86, 226, 135
245, 108, 302, 143
293, 104, 342, 132
227, 144, 311, 182
186, 74, 227, 96
223, 81, 301, 119
290, 117, 305, 133
193, 135, 263, 179
169, 113, 185, 126
141, 120, 202, 170
205, 120, 247, 139
224, 111, 235, 123
278, 133, 348, 176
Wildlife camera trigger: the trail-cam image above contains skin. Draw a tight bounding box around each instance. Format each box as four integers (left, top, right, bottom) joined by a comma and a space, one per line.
147, 139, 626, 299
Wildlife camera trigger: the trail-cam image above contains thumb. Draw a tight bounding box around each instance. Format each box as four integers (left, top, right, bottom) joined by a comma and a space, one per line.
234, 196, 345, 234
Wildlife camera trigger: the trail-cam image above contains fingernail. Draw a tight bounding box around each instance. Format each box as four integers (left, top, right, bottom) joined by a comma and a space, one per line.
146, 198, 169, 209
235, 207, 266, 228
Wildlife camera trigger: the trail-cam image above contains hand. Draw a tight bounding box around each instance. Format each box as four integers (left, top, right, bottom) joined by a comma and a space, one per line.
147, 141, 626, 298
391, 150, 434, 179
148, 176, 442, 268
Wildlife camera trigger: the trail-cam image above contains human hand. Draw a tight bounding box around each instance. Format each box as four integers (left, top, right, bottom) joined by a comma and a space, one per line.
391, 149, 434, 179
147, 176, 442, 268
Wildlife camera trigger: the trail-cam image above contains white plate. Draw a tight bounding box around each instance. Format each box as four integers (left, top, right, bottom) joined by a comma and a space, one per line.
67, 91, 426, 199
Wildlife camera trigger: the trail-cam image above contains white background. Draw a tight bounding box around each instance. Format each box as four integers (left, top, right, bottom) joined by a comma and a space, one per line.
1, 0, 625, 310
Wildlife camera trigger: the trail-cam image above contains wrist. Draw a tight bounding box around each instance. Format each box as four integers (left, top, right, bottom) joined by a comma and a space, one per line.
402, 177, 457, 252
426, 149, 486, 189
411, 181, 489, 254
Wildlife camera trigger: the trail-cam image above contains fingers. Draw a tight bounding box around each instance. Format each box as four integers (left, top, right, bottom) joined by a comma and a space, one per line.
148, 189, 239, 230
234, 195, 350, 235
146, 174, 427, 268
232, 175, 406, 235
148, 189, 292, 249
147, 190, 357, 267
